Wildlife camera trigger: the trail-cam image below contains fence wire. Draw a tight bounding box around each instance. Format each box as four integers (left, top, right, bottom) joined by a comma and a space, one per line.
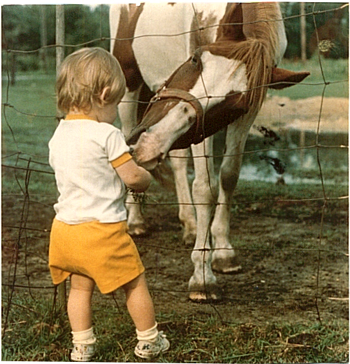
2, 3, 348, 343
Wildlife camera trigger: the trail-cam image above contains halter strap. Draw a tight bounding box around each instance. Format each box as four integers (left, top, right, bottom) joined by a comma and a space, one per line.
142, 87, 205, 145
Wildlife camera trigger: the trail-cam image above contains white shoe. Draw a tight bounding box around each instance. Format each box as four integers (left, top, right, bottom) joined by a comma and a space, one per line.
134, 331, 170, 359
70, 343, 95, 362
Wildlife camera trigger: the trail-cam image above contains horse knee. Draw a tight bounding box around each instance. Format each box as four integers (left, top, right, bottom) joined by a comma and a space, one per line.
192, 178, 217, 204
220, 165, 239, 193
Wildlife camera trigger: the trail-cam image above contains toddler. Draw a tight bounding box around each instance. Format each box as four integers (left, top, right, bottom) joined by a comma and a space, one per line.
48, 47, 169, 361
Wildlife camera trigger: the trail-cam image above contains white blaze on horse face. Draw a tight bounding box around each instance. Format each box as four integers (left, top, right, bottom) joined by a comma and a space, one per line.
190, 51, 248, 109
132, 101, 197, 170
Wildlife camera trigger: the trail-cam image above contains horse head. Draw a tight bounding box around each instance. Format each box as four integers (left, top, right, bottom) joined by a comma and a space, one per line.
126, 3, 310, 170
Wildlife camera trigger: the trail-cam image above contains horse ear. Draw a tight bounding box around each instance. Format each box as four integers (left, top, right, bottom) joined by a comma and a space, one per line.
269, 68, 310, 89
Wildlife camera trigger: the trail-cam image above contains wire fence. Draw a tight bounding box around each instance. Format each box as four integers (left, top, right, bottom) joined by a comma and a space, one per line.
2, 3, 349, 341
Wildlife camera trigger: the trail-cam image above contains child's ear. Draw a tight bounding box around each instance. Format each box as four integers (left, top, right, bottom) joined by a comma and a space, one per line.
99, 87, 111, 106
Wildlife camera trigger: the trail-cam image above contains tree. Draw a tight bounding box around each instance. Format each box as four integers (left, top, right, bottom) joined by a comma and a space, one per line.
64, 5, 110, 54
281, 2, 348, 59
2, 4, 110, 73
2, 5, 56, 74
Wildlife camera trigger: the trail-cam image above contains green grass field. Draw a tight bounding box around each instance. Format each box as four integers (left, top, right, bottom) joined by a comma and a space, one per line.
2, 58, 348, 362
2, 295, 348, 362
269, 57, 348, 100
2, 72, 57, 159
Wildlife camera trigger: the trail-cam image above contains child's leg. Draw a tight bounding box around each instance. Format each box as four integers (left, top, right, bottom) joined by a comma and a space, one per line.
122, 273, 155, 331
68, 274, 95, 332
123, 273, 170, 358
68, 274, 96, 361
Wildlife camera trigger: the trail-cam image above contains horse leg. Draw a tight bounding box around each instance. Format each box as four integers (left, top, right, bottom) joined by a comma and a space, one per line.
169, 149, 196, 246
119, 86, 147, 236
188, 137, 220, 301
211, 115, 257, 273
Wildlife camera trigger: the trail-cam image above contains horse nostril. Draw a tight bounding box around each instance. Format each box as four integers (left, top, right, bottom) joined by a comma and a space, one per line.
129, 147, 134, 155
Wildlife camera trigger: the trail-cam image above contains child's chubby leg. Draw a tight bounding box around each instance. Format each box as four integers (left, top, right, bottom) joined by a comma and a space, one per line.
68, 274, 96, 362
122, 273, 170, 358
122, 273, 155, 331
68, 274, 95, 331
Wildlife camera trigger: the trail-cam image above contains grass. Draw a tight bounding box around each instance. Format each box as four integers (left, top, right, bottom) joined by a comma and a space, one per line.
2, 72, 57, 164
234, 179, 348, 202
2, 174, 348, 362
2, 71, 60, 208
232, 180, 348, 230
2, 294, 349, 363
269, 56, 348, 99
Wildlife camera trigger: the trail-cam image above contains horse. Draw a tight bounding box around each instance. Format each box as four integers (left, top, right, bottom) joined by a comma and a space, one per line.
110, 3, 309, 301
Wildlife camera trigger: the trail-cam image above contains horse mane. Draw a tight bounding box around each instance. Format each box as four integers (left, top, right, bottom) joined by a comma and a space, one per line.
213, 3, 283, 112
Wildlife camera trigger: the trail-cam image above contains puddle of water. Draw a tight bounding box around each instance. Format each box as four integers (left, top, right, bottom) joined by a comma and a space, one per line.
214, 129, 348, 185
239, 163, 347, 185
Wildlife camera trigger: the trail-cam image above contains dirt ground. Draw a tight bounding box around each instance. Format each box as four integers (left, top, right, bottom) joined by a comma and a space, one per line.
2, 184, 348, 326
2, 96, 349, 326
134, 189, 348, 325
255, 95, 348, 134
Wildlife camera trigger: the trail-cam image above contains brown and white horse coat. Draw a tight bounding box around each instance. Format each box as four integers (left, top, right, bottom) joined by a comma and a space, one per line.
110, 3, 309, 301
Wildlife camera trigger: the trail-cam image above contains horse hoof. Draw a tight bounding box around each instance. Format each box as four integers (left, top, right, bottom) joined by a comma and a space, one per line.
128, 224, 147, 236
189, 290, 222, 302
212, 256, 242, 274
188, 283, 222, 302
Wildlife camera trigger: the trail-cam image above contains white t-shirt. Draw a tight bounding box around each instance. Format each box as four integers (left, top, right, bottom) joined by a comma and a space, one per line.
49, 116, 132, 224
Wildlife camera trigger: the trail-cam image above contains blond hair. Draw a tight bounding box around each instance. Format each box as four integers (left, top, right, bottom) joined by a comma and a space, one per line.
56, 47, 126, 114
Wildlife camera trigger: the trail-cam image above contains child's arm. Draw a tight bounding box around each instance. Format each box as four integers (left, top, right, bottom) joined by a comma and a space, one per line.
115, 159, 152, 193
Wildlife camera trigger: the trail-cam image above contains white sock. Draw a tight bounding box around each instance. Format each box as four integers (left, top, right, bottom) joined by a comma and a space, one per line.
136, 322, 158, 342
71, 327, 96, 345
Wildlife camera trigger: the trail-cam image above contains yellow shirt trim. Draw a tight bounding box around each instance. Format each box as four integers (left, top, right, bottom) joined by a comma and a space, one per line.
111, 152, 132, 168
65, 114, 96, 121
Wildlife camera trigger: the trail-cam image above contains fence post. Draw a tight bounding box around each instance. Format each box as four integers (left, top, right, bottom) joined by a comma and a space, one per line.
300, 3, 307, 62
55, 4, 67, 312
40, 5, 48, 73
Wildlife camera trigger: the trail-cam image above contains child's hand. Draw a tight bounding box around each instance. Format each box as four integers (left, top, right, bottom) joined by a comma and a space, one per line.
115, 159, 152, 192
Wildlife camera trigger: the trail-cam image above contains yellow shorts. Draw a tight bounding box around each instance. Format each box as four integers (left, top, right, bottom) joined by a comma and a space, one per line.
49, 219, 145, 294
